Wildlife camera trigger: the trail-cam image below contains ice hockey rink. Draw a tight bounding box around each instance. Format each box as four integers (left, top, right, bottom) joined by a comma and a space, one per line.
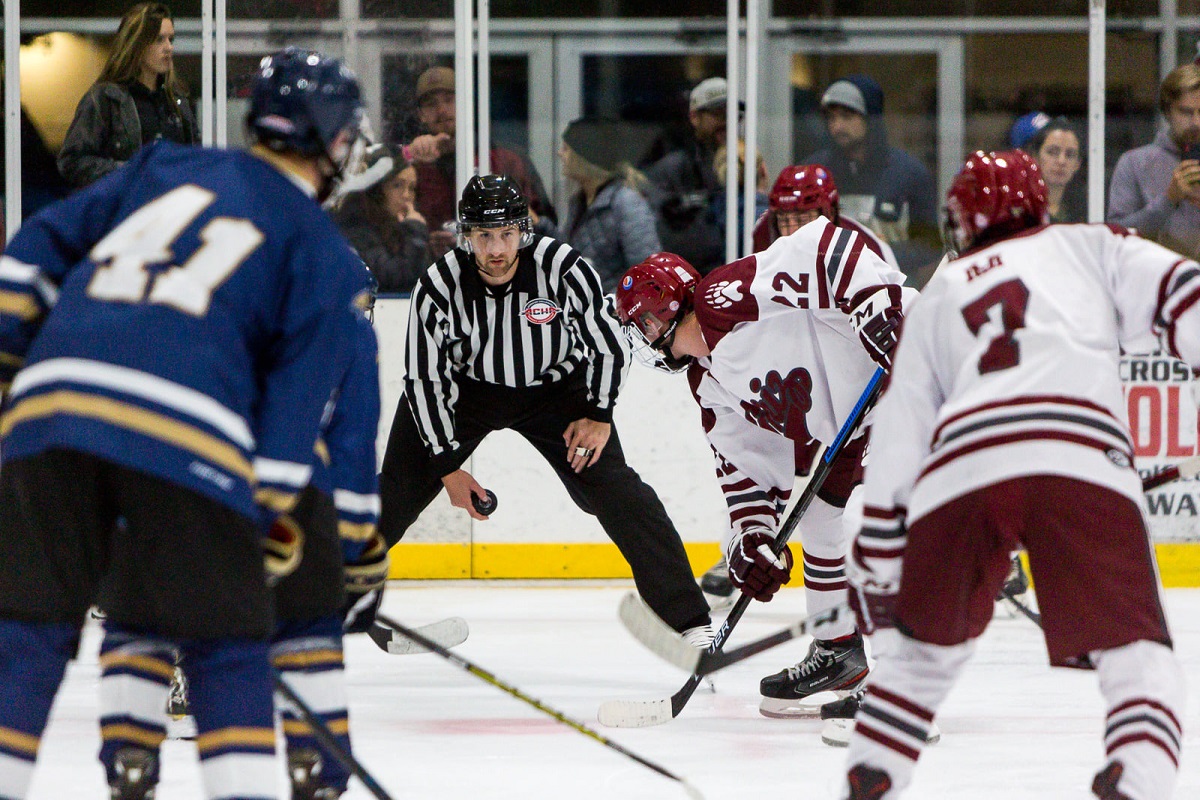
23, 582, 1200, 799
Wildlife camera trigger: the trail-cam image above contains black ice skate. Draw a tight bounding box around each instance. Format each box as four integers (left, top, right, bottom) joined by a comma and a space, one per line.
109, 747, 157, 800
289, 748, 343, 799
820, 687, 943, 747
699, 557, 734, 610
820, 687, 865, 746
759, 632, 868, 718
845, 764, 893, 800
1092, 761, 1133, 800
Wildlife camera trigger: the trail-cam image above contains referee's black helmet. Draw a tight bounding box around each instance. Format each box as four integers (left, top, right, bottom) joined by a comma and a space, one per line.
457, 175, 533, 245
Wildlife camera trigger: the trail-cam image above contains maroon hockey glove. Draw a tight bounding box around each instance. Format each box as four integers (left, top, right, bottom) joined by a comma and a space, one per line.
342, 533, 390, 634
726, 530, 793, 602
848, 285, 904, 371
848, 584, 897, 636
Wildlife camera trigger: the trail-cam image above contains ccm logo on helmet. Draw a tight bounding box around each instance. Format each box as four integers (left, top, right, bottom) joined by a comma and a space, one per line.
523, 298, 561, 325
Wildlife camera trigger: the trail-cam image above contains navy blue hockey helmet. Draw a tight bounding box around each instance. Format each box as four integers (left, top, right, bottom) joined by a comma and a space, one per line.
249, 47, 364, 163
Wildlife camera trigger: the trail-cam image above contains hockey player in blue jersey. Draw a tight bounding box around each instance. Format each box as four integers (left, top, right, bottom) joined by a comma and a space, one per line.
0, 47, 370, 800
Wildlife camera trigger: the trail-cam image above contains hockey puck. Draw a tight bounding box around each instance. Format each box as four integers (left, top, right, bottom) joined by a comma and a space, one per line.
472, 489, 498, 516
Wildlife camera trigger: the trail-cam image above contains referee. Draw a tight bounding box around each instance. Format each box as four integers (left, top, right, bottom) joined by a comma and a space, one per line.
378, 174, 713, 642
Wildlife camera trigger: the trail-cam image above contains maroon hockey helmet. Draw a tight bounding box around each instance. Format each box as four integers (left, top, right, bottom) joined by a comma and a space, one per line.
769, 164, 839, 224
943, 149, 1048, 255
614, 253, 701, 373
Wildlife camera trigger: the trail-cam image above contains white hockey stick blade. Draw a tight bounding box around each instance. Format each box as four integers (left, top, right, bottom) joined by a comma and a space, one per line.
596, 697, 675, 729
1178, 454, 1200, 480
385, 617, 469, 655
617, 593, 701, 673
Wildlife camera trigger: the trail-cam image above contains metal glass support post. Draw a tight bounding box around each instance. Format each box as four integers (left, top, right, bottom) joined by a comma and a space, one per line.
1088, 0, 1106, 223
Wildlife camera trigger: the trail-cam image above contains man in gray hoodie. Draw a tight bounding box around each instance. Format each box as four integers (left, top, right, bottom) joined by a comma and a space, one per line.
1108, 62, 1200, 258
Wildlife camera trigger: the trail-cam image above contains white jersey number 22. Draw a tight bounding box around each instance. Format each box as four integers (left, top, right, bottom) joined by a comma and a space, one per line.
87, 184, 265, 316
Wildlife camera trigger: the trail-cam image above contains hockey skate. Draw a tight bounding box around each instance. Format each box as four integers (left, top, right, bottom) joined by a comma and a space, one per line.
759, 632, 868, 718
820, 688, 941, 747
109, 747, 157, 800
820, 687, 865, 746
699, 557, 734, 610
681, 623, 716, 649
1092, 761, 1133, 800
289, 748, 343, 799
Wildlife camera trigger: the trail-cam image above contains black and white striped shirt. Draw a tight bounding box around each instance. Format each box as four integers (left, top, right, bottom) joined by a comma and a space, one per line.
404, 235, 629, 461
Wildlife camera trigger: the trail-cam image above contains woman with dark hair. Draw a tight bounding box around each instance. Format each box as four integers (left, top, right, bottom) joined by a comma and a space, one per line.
58, 2, 198, 187
332, 143, 431, 294
1025, 117, 1085, 223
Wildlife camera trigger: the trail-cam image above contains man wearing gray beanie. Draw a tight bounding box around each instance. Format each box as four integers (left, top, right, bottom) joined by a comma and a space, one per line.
806, 74, 940, 287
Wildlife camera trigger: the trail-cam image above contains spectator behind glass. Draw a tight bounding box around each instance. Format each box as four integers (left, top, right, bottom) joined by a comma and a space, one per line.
332, 143, 431, 294
643, 76, 732, 274
1108, 63, 1200, 259
559, 118, 662, 293
711, 140, 769, 239
402, 65, 556, 258
1025, 117, 1084, 223
1008, 110, 1052, 150
805, 74, 939, 286
58, 2, 198, 188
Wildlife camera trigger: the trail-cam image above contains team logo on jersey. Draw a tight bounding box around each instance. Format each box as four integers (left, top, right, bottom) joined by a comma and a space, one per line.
1106, 449, 1131, 468
705, 280, 744, 310
739, 367, 814, 441
523, 298, 561, 325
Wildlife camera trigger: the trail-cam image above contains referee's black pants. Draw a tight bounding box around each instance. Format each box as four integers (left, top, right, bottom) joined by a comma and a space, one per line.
378, 374, 710, 632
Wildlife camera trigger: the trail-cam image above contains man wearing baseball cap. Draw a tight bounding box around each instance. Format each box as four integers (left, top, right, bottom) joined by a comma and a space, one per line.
398, 64, 556, 257
643, 76, 740, 274
805, 74, 940, 287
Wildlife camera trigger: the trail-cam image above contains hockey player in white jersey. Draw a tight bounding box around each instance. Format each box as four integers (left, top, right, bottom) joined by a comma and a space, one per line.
841, 150, 1188, 800
615, 215, 914, 717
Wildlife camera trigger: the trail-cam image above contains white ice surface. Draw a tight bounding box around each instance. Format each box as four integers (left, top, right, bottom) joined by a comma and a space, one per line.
25, 584, 1200, 799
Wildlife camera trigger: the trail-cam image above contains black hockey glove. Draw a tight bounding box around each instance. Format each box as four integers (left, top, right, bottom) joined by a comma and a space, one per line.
848, 285, 904, 371
726, 529, 793, 602
262, 515, 303, 586
342, 533, 390, 634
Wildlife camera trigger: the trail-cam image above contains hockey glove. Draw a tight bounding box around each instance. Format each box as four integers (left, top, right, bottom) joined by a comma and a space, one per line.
846, 544, 899, 635
726, 529, 793, 602
848, 285, 904, 371
262, 515, 303, 586
342, 533, 390, 634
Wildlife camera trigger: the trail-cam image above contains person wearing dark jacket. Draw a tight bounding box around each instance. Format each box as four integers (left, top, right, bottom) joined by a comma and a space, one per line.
58, 2, 199, 188
805, 74, 939, 286
643, 77, 731, 274
333, 143, 431, 294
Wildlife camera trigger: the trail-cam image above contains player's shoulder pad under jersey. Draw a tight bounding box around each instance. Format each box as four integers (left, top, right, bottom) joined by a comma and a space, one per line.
693, 256, 761, 343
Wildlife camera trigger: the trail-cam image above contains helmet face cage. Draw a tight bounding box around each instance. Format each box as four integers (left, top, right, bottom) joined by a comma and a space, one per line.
614, 254, 700, 374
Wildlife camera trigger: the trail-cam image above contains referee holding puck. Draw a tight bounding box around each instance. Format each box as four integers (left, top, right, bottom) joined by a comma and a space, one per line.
378, 174, 713, 643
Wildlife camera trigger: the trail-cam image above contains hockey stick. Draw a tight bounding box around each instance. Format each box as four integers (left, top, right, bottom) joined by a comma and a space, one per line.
367, 616, 469, 655
618, 592, 847, 676
598, 368, 887, 729
1141, 454, 1200, 491
373, 614, 704, 799
273, 672, 395, 800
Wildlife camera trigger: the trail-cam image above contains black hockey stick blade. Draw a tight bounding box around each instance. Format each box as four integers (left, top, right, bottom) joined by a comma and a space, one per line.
274, 672, 395, 800
368, 617, 469, 655
1000, 585, 1042, 628
618, 592, 845, 676
598, 369, 886, 729
374, 614, 704, 798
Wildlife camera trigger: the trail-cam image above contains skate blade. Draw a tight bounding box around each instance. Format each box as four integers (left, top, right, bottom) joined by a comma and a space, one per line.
759, 689, 850, 719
